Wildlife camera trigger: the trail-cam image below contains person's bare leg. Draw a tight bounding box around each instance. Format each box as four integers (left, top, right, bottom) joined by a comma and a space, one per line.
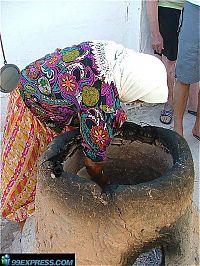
162, 56, 176, 107
19, 220, 26, 233
188, 82, 200, 113
173, 80, 190, 136
160, 56, 176, 124
192, 91, 200, 138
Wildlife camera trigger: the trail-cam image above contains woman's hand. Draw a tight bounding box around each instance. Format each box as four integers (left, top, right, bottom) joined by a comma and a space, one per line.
84, 157, 108, 188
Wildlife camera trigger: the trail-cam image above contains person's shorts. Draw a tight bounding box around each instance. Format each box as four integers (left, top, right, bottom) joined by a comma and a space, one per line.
175, 1, 200, 84
154, 7, 181, 61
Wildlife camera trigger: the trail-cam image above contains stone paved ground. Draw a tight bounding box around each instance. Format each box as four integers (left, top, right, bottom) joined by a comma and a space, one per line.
1, 94, 199, 264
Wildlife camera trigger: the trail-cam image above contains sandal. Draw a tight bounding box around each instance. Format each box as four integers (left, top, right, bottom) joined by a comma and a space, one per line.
193, 134, 200, 141
160, 109, 173, 125
188, 110, 197, 116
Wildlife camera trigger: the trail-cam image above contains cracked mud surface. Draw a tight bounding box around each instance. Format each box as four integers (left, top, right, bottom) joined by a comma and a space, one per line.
1, 101, 199, 265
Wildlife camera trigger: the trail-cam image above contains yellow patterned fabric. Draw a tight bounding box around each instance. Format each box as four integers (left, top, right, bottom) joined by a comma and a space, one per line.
1, 89, 57, 222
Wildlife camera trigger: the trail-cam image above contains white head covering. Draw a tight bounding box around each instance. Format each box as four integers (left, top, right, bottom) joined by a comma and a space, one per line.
91, 40, 168, 104
113, 49, 168, 103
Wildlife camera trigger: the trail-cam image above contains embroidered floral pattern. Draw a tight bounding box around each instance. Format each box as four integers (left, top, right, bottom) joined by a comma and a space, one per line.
91, 125, 109, 149
38, 76, 51, 95
46, 54, 62, 68
115, 108, 127, 128
19, 41, 127, 161
62, 49, 80, 62
101, 83, 113, 108
59, 73, 78, 95
25, 63, 41, 80
82, 86, 99, 107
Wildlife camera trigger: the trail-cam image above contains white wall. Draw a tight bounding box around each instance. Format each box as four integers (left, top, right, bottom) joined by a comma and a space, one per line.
139, 0, 153, 54
1, 0, 142, 70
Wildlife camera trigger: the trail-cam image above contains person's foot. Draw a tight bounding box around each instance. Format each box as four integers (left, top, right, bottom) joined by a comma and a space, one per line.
174, 124, 183, 137
160, 104, 173, 124
192, 123, 200, 140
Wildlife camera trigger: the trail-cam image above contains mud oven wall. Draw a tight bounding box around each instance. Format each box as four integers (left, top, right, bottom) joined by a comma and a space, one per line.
35, 122, 194, 266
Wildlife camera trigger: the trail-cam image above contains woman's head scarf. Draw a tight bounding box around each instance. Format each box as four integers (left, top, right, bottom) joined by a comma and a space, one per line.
99, 41, 168, 104
115, 49, 168, 103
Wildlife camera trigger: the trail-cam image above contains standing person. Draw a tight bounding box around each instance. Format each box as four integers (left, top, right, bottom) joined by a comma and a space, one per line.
1, 40, 168, 231
146, 0, 184, 124
174, 0, 200, 139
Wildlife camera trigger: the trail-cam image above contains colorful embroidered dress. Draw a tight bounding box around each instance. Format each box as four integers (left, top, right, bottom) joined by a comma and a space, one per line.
1, 41, 127, 221
20, 41, 126, 160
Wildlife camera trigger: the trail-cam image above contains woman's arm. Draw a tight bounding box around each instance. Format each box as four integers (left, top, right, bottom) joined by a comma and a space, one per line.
146, 0, 163, 54
84, 157, 108, 188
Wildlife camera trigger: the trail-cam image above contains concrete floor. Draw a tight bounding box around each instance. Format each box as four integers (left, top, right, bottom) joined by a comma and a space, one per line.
1, 94, 199, 264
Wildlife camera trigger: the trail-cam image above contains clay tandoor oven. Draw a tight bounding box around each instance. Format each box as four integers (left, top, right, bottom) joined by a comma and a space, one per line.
36, 122, 194, 266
